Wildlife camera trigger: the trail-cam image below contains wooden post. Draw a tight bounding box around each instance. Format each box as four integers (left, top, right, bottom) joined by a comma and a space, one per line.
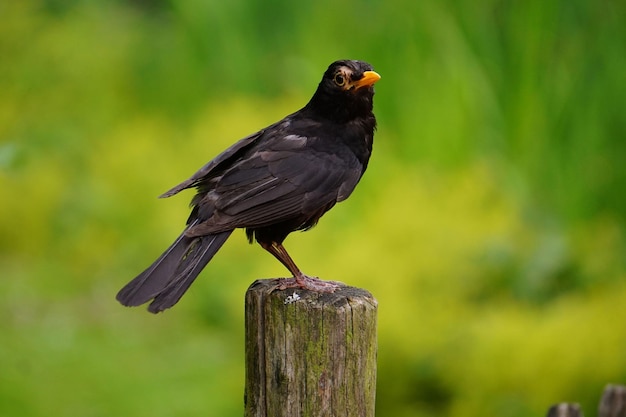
546, 384, 626, 417
244, 279, 378, 417
546, 403, 583, 417
599, 384, 626, 417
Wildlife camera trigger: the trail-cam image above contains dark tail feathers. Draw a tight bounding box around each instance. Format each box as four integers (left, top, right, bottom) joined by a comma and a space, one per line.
117, 229, 233, 313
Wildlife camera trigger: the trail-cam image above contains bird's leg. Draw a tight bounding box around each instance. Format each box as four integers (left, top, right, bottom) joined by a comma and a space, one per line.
259, 241, 340, 293
259, 241, 302, 277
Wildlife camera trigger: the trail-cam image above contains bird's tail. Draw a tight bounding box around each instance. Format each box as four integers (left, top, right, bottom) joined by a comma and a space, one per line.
116, 229, 233, 313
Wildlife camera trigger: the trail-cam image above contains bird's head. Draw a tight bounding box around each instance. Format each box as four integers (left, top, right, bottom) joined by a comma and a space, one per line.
322, 60, 381, 95
306, 60, 381, 123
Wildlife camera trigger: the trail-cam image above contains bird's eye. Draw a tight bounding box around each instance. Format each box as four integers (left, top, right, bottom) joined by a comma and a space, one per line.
333, 73, 346, 87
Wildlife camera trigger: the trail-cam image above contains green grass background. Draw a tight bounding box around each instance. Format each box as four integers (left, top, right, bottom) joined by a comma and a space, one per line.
1, 0, 625, 416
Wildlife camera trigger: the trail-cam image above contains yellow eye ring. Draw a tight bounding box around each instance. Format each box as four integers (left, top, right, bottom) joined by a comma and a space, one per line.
333, 73, 346, 87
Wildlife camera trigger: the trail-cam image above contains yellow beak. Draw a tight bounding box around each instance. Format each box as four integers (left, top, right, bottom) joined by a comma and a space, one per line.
353, 71, 381, 90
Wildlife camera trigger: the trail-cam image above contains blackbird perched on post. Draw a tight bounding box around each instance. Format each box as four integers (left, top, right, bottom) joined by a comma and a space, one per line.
116, 60, 380, 313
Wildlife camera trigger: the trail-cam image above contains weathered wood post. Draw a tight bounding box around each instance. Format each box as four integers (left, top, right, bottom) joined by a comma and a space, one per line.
244, 279, 378, 417
599, 384, 626, 417
545, 384, 626, 417
546, 403, 583, 417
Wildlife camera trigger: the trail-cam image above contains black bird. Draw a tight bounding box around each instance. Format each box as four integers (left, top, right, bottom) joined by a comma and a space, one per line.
117, 59, 380, 313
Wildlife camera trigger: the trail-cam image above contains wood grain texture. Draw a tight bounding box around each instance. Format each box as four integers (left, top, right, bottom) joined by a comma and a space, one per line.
244, 279, 378, 417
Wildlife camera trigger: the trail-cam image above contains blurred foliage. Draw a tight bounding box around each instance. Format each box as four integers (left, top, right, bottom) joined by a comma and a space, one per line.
1, 0, 625, 416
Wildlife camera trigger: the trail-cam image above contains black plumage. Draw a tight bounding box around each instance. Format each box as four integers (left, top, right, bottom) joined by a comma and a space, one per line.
116, 59, 380, 313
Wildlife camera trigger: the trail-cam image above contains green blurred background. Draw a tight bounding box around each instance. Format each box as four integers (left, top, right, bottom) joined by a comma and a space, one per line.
1, 0, 625, 416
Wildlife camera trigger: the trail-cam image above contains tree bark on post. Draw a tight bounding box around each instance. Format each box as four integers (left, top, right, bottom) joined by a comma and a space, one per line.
244, 279, 378, 417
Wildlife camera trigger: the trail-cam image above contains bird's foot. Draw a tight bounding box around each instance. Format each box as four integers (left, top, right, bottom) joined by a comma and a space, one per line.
274, 274, 341, 293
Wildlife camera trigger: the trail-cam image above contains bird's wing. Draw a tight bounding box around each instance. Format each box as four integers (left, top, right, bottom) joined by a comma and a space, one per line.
186, 136, 363, 235
159, 129, 265, 198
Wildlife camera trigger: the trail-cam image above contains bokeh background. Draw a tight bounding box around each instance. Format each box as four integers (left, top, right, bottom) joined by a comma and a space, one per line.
2, 0, 625, 416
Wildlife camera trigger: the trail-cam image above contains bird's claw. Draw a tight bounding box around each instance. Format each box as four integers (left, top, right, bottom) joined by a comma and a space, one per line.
274, 275, 341, 293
